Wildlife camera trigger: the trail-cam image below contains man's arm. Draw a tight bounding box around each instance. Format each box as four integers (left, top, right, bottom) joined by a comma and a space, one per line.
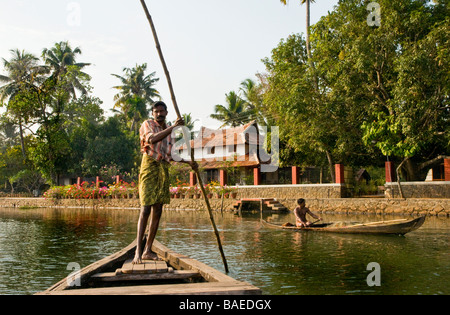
148, 119, 184, 144
306, 208, 322, 220
293, 207, 301, 220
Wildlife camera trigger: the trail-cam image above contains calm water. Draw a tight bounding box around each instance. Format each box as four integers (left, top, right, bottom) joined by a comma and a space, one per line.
0, 207, 448, 295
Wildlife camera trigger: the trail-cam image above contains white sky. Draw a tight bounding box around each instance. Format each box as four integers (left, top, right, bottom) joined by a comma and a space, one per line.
0, 0, 339, 130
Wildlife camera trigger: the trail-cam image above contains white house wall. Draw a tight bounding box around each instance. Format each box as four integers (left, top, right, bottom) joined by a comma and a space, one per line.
177, 144, 248, 161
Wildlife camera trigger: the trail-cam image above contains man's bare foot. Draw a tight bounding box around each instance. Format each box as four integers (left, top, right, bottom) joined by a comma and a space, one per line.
141, 251, 162, 261
132, 252, 142, 264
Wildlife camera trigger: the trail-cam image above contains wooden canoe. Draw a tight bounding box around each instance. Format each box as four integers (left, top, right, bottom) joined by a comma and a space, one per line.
261, 216, 426, 236
36, 239, 261, 295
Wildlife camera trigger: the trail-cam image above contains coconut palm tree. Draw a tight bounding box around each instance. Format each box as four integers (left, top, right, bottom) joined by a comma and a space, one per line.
210, 91, 252, 128
0, 49, 42, 99
279, 0, 315, 60
240, 78, 277, 126
0, 49, 43, 158
41, 41, 91, 98
280, 0, 318, 90
239, 79, 258, 110
240, 78, 267, 122
112, 63, 160, 132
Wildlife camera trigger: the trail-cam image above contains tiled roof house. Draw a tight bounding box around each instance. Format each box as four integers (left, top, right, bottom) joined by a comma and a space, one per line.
176, 121, 270, 185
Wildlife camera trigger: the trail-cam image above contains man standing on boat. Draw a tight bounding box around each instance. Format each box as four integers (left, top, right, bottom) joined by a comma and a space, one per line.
133, 101, 197, 264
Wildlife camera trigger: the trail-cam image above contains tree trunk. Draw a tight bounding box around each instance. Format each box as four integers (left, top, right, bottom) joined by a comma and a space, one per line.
305, 0, 312, 60
18, 118, 26, 159
9, 178, 14, 194
305, 0, 319, 92
396, 157, 409, 199
325, 150, 335, 183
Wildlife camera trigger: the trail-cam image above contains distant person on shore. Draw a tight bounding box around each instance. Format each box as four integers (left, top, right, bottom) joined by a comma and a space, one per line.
294, 198, 322, 227
133, 101, 197, 264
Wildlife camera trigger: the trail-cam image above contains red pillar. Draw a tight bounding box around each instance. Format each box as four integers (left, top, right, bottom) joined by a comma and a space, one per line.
96, 176, 100, 188
385, 161, 396, 183
190, 172, 197, 187
444, 158, 450, 181
77, 177, 82, 187
292, 166, 299, 185
116, 175, 122, 184
335, 164, 345, 184
219, 169, 227, 186
253, 167, 261, 186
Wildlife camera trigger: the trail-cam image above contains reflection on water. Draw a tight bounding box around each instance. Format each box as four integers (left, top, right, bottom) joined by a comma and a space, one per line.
0, 208, 448, 295
0, 208, 137, 295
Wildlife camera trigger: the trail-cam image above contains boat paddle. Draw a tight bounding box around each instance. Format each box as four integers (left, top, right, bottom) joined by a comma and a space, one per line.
139, 0, 229, 273
311, 219, 322, 225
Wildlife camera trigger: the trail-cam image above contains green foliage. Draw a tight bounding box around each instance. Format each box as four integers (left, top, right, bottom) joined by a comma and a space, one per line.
262, 32, 374, 171
261, 0, 449, 179
80, 116, 137, 176
0, 41, 149, 188
8, 169, 45, 194
28, 125, 71, 181
344, 0, 450, 162
0, 145, 26, 191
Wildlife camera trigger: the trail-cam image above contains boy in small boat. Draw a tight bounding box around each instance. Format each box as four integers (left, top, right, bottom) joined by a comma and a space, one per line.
294, 198, 322, 227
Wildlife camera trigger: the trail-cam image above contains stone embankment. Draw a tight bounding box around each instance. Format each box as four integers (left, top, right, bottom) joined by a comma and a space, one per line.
284, 198, 449, 217
0, 196, 448, 217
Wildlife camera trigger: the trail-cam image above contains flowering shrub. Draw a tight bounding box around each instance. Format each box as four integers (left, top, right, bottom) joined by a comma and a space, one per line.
43, 186, 68, 199
173, 179, 189, 196
107, 181, 137, 198
44, 181, 138, 200
207, 181, 221, 194
221, 185, 237, 194
220, 185, 238, 198
43, 180, 238, 200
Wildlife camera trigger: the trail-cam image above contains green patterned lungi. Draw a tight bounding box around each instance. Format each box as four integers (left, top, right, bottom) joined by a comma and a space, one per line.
139, 154, 170, 206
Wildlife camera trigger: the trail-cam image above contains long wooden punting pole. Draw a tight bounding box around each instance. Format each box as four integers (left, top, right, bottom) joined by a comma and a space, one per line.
139, 0, 229, 273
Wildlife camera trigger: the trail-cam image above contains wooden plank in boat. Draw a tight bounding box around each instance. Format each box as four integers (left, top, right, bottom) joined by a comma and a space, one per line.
91, 270, 200, 282
121, 259, 169, 274
38, 281, 261, 295
142, 260, 156, 273
121, 259, 134, 274
133, 262, 147, 274
151, 241, 236, 283
155, 260, 168, 273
